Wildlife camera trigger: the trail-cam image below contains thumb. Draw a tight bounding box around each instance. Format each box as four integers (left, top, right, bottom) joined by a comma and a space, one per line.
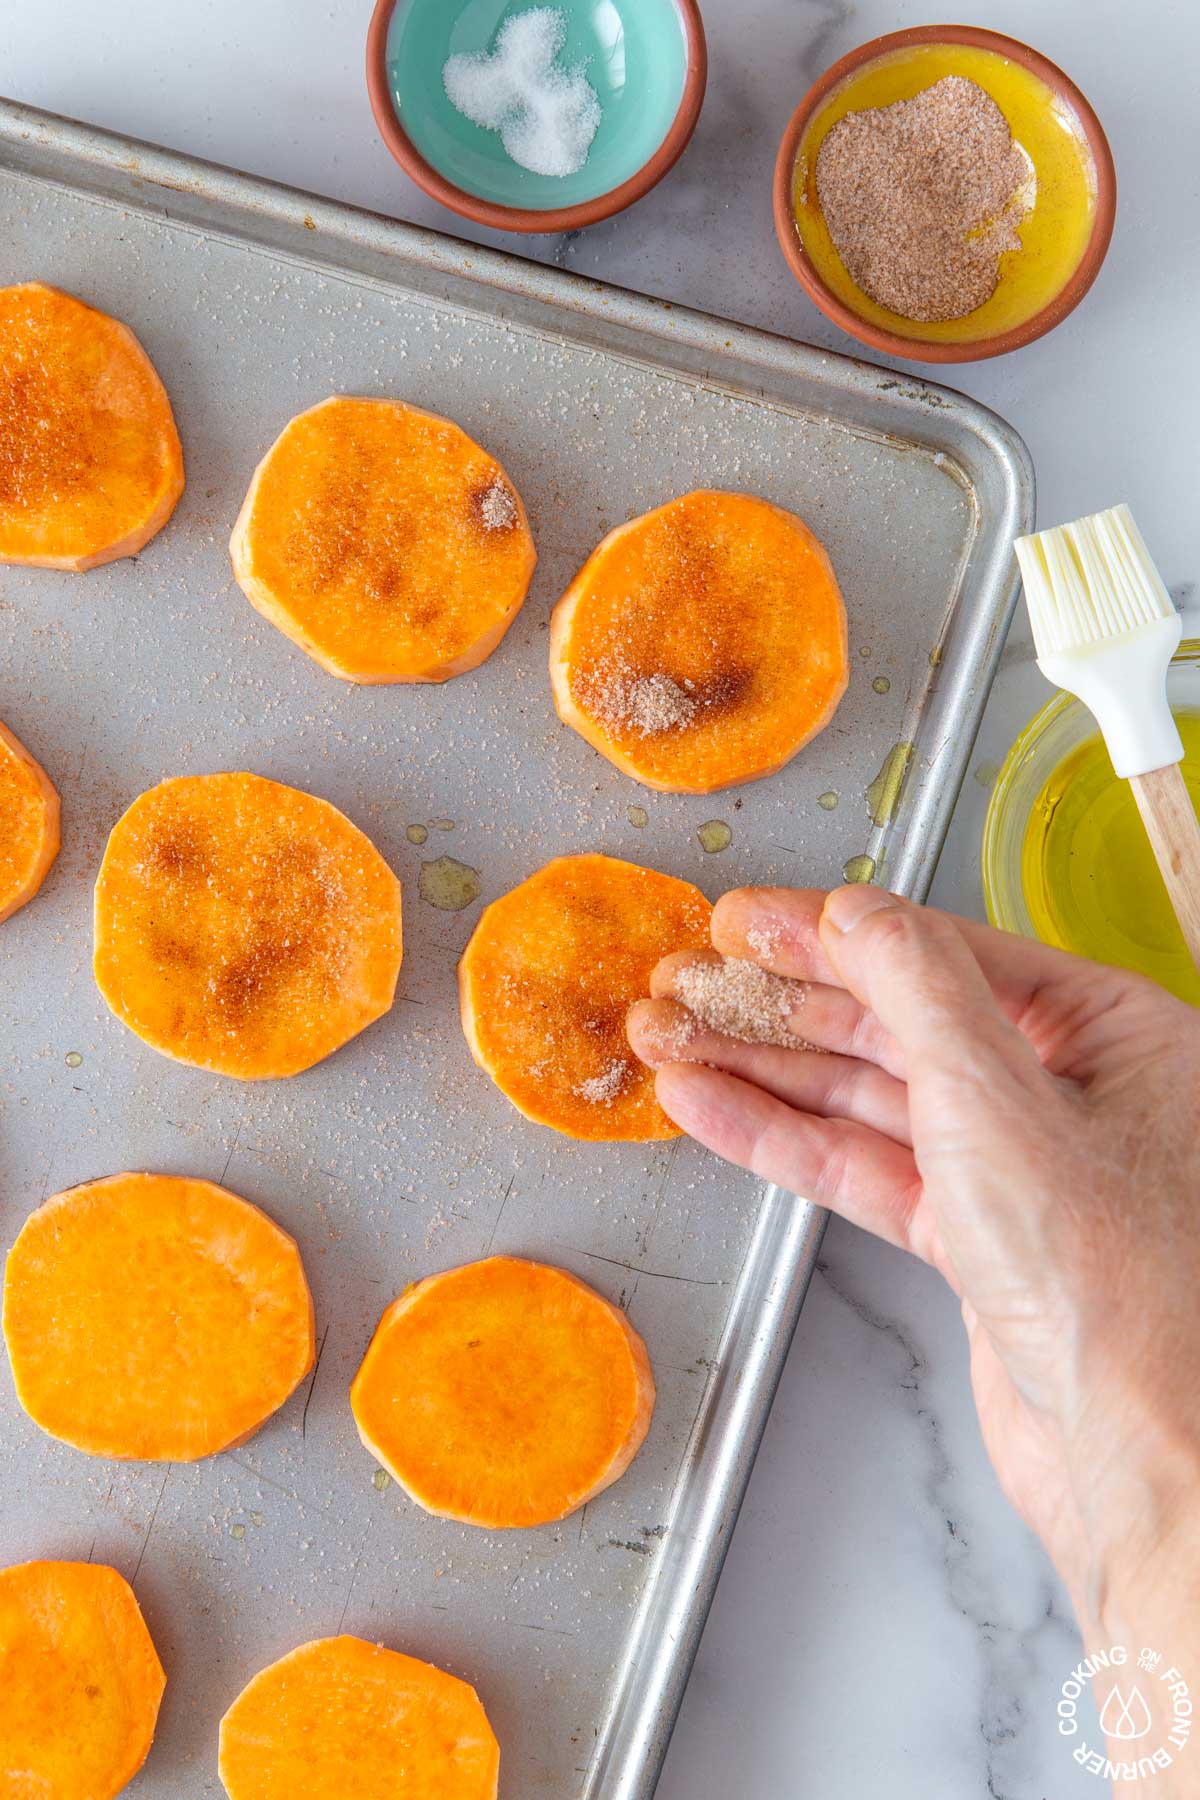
818, 886, 1042, 1084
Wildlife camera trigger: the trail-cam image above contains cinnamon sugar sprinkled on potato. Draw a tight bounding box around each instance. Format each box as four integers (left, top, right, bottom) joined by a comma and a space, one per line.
0, 282, 184, 570
231, 396, 535, 684
551, 490, 848, 792
459, 853, 711, 1140
94, 771, 402, 1078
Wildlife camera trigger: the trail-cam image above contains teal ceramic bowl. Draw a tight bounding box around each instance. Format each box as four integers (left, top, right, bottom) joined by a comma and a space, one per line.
367, 0, 707, 232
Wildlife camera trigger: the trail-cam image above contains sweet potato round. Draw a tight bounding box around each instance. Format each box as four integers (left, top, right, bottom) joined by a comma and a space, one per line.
550, 489, 849, 792
0, 1559, 165, 1800
218, 1634, 499, 1800
4, 1172, 315, 1460
458, 853, 711, 1140
351, 1255, 655, 1528
0, 282, 184, 570
0, 719, 59, 924
230, 396, 536, 683
93, 772, 403, 1078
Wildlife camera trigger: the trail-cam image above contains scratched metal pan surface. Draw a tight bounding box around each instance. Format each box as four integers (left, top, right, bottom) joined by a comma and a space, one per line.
0, 99, 1032, 1800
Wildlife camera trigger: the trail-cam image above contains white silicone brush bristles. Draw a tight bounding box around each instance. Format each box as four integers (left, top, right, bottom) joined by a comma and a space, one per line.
1015, 503, 1174, 656
1014, 503, 1182, 780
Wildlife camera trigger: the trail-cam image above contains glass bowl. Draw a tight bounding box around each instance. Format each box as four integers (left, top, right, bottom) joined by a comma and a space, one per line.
982, 641, 1200, 995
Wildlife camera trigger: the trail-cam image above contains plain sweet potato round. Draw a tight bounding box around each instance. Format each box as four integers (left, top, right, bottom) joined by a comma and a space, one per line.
4, 1172, 315, 1460
0, 719, 59, 924
219, 1634, 499, 1800
0, 1559, 165, 1800
351, 1255, 655, 1528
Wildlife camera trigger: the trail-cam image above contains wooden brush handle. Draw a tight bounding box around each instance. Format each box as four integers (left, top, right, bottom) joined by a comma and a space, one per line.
1129, 762, 1200, 972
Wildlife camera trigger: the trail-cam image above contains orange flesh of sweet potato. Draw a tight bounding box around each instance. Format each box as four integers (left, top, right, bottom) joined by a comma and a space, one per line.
550, 489, 849, 793
0, 1560, 165, 1800
351, 1255, 655, 1529
3, 1172, 315, 1461
458, 853, 711, 1141
218, 1634, 499, 1800
93, 771, 403, 1079
230, 396, 536, 684
0, 719, 59, 924
0, 283, 184, 571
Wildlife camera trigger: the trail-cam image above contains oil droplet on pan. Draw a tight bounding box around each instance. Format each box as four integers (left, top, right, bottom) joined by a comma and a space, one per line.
250, 1512, 264, 1527
230, 1523, 246, 1540
431, 818, 455, 832
817, 791, 839, 812
866, 742, 913, 827
64, 1051, 83, 1068
627, 804, 648, 829
843, 853, 877, 885
419, 855, 482, 911
373, 1469, 391, 1492
973, 760, 1000, 789
406, 823, 428, 845
872, 675, 891, 694
697, 820, 732, 854
929, 644, 944, 667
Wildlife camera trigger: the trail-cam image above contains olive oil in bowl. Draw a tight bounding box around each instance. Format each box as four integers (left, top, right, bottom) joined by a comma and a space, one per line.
988, 706, 1200, 1006
1019, 714, 1200, 1004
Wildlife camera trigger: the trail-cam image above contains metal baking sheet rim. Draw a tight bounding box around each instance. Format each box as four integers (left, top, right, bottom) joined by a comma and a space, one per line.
0, 97, 1035, 1800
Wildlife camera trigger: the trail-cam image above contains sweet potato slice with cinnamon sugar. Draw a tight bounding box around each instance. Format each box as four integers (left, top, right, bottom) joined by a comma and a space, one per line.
550, 489, 849, 792
230, 396, 536, 683
0, 719, 59, 924
458, 852, 711, 1140
4, 1172, 315, 1460
219, 1635, 499, 1800
0, 1559, 165, 1800
0, 282, 184, 570
93, 772, 402, 1078
351, 1255, 655, 1529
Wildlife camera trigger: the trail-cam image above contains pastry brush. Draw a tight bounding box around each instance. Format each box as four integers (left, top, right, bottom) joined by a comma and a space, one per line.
1014, 502, 1200, 971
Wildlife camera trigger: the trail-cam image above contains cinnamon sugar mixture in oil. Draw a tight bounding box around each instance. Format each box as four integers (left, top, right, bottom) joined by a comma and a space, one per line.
815, 75, 1031, 322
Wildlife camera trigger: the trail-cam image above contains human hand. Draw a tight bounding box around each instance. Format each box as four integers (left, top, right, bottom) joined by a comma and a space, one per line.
627, 886, 1200, 1724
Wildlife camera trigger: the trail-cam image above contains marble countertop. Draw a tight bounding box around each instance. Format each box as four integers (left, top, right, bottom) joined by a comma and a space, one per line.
4, 2, 1197, 1794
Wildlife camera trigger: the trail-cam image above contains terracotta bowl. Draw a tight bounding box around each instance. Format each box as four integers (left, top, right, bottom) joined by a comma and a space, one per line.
367, 0, 707, 234
772, 25, 1116, 363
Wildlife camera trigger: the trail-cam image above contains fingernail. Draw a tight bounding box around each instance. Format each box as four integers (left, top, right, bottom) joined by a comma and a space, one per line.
822, 885, 898, 934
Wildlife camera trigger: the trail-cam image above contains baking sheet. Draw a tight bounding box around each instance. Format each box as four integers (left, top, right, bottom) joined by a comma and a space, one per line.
0, 100, 1033, 1800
